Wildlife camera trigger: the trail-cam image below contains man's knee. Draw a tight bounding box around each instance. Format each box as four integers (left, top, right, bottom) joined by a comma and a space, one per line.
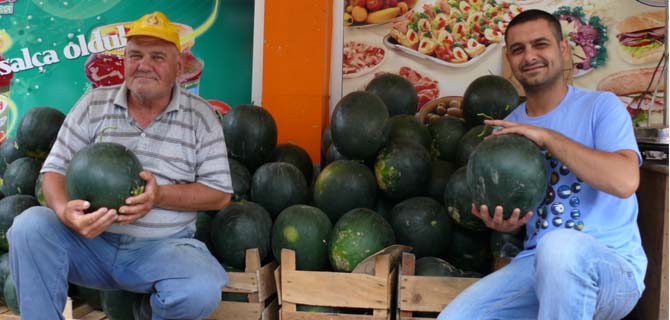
8, 206, 59, 245
536, 229, 591, 273
154, 279, 222, 319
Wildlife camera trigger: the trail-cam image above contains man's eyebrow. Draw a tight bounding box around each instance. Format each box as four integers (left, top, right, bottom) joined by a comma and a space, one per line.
508, 36, 552, 48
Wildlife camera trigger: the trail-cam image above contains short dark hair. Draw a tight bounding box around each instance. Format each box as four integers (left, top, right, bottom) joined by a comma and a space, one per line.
504, 9, 563, 43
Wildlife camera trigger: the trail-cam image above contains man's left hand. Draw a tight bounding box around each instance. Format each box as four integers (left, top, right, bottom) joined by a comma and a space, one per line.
117, 171, 159, 224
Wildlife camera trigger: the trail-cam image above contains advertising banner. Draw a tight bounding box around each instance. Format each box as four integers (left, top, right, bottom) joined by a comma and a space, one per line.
340, 0, 667, 126
0, 0, 254, 140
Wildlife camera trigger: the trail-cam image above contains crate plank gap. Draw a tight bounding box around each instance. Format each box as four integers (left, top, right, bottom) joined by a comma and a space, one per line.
396, 252, 479, 320
0, 297, 107, 320
278, 248, 396, 320
206, 248, 279, 320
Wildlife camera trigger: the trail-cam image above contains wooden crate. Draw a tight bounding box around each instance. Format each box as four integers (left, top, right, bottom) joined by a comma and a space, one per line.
396, 253, 479, 320
277, 248, 396, 320
206, 248, 279, 320
0, 298, 107, 320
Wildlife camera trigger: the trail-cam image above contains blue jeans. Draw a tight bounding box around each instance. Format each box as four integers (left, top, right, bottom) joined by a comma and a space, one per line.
438, 229, 641, 320
8, 206, 228, 320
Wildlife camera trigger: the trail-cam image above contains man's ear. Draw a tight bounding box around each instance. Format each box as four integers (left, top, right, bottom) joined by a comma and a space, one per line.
559, 38, 570, 61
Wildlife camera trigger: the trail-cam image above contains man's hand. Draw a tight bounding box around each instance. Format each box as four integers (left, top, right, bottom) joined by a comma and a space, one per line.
117, 171, 159, 224
471, 204, 532, 233
484, 119, 550, 149
61, 200, 118, 239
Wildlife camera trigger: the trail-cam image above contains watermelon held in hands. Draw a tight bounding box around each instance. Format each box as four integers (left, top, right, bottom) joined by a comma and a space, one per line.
65, 142, 145, 211
331, 91, 389, 160
461, 75, 520, 129
365, 73, 419, 116
221, 104, 278, 171
466, 134, 547, 220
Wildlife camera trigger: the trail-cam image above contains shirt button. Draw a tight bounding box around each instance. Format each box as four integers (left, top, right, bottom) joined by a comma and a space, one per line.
141, 133, 146, 138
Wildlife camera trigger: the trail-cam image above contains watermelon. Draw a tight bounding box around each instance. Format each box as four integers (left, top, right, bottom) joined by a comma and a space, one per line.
313, 160, 377, 222
34, 173, 45, 206
221, 104, 278, 171
461, 75, 520, 128
271, 205, 332, 270
0, 253, 9, 303
194, 211, 216, 253
445, 226, 492, 274
100, 290, 141, 320
71, 285, 102, 310
65, 142, 145, 211
455, 125, 493, 167
15, 106, 65, 160
250, 162, 309, 219
365, 73, 419, 116
466, 134, 547, 219
228, 158, 251, 201
3, 276, 18, 314
389, 197, 452, 258
428, 116, 467, 162
331, 91, 388, 160
271, 143, 314, 184
428, 160, 457, 203
444, 167, 487, 231
383, 114, 432, 150
323, 144, 349, 168
0, 195, 39, 251
490, 230, 524, 259
0, 137, 26, 168
1, 157, 42, 197
210, 201, 273, 269
321, 127, 333, 160
374, 140, 431, 201
328, 208, 395, 272
415, 256, 461, 277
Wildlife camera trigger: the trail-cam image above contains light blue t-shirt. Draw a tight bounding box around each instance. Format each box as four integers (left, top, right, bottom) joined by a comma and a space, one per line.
507, 86, 647, 292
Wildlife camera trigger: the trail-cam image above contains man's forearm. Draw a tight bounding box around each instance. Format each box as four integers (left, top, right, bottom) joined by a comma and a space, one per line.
155, 183, 231, 212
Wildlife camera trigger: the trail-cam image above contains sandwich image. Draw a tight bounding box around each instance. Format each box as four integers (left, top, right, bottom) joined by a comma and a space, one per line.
615, 10, 665, 65
596, 67, 666, 125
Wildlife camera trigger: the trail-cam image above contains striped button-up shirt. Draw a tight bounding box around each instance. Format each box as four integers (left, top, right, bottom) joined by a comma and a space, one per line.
42, 83, 233, 238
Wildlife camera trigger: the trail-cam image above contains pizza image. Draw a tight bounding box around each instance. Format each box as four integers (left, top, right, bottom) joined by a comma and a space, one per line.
343, 41, 387, 78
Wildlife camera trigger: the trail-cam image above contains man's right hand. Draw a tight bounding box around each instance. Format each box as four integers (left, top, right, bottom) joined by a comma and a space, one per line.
471, 204, 532, 233
60, 200, 118, 239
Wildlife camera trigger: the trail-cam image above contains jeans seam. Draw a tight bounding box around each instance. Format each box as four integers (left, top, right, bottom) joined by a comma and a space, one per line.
482, 285, 534, 320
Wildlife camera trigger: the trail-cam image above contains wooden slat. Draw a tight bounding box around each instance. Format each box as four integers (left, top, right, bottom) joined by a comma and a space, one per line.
281, 310, 388, 320
258, 261, 279, 301
224, 272, 259, 293
78, 310, 107, 320
206, 301, 264, 320
262, 298, 279, 320
397, 275, 478, 312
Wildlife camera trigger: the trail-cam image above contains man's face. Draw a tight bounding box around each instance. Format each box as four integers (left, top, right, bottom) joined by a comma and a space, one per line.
124, 36, 181, 100
505, 19, 568, 92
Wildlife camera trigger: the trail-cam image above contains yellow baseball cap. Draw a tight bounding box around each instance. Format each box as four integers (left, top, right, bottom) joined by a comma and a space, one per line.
126, 12, 181, 51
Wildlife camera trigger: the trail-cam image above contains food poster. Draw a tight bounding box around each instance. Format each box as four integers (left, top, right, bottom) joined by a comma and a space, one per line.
340, 0, 667, 127
0, 0, 255, 140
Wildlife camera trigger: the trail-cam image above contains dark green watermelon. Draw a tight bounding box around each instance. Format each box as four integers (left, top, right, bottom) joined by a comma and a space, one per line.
490, 230, 524, 259
0, 137, 26, 170
100, 290, 141, 320
445, 226, 492, 275
389, 197, 452, 258
321, 127, 333, 160
297, 305, 340, 313
461, 75, 520, 128
428, 160, 457, 203
0, 253, 9, 304
15, 106, 65, 160
456, 125, 493, 167
271, 205, 332, 271
34, 173, 45, 206
250, 162, 309, 219
383, 114, 431, 150
228, 158, 251, 202
65, 142, 145, 211
415, 256, 461, 277
210, 201, 273, 269
323, 143, 349, 168
374, 140, 431, 201
72, 285, 102, 310
221, 104, 278, 171
194, 211, 216, 253
331, 91, 388, 160
3, 275, 18, 314
365, 73, 419, 116
328, 208, 395, 272
466, 134, 547, 219
0, 195, 39, 251
271, 143, 314, 184
428, 116, 467, 162
1, 157, 42, 196
313, 160, 377, 222
444, 167, 487, 231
